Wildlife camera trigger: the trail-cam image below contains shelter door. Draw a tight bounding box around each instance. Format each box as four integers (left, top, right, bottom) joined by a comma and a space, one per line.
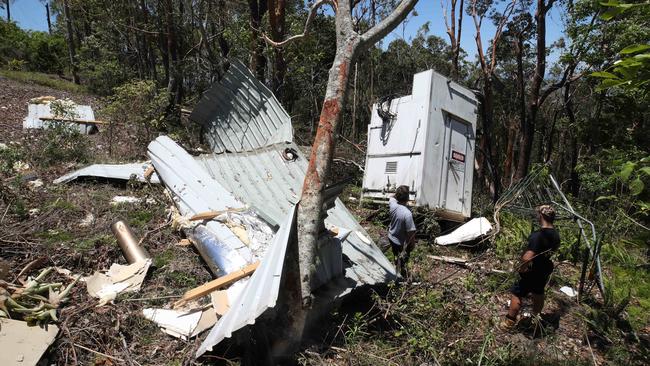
442, 116, 470, 214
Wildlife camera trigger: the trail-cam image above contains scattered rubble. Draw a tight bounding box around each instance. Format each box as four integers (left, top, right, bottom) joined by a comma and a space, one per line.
110, 196, 141, 205
84, 259, 152, 306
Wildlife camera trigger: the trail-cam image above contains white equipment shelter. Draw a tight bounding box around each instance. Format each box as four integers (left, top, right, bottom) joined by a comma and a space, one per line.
361, 70, 478, 221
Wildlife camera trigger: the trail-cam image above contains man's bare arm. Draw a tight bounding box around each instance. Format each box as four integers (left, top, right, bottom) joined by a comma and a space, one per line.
519, 250, 536, 272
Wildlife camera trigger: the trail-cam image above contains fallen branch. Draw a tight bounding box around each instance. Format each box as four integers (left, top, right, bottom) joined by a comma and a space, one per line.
428, 255, 468, 266
73, 343, 125, 363
332, 158, 364, 172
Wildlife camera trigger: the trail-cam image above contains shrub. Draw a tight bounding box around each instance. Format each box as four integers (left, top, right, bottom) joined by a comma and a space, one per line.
104, 79, 169, 150
28, 122, 90, 167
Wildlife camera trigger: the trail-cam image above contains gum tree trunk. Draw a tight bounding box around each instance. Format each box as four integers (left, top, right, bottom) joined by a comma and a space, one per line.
296, 0, 418, 306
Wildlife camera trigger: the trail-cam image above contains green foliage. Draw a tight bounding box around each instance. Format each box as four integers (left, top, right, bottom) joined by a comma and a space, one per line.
592, 2, 650, 93
104, 80, 169, 149
0, 143, 24, 176
0, 20, 67, 73
153, 248, 175, 268
344, 312, 370, 345
494, 212, 532, 259
76, 35, 134, 95
7, 58, 26, 70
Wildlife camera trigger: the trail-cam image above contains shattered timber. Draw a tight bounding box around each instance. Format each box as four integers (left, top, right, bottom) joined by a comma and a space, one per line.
0, 60, 646, 366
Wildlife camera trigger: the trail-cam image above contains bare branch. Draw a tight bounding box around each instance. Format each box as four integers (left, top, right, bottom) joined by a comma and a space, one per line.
489, 0, 517, 71
263, 0, 334, 47
539, 68, 584, 106
359, 0, 419, 47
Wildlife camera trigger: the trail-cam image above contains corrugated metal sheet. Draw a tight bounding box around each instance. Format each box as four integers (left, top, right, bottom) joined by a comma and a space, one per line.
148, 136, 256, 276
189, 60, 293, 153
195, 143, 396, 286
196, 204, 297, 357
53, 163, 160, 184
23, 103, 97, 134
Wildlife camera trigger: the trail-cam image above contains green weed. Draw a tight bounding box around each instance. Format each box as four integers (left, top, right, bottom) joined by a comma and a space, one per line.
153, 248, 175, 268
167, 271, 198, 288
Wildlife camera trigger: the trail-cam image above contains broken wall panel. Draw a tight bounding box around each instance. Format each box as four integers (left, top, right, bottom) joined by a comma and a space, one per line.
189, 60, 293, 153
23, 102, 98, 134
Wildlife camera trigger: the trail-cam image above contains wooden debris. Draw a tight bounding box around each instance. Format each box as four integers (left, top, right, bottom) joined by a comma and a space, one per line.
38, 116, 109, 125
427, 255, 468, 266
188, 208, 245, 221
176, 239, 191, 247
174, 262, 259, 308
143, 165, 155, 181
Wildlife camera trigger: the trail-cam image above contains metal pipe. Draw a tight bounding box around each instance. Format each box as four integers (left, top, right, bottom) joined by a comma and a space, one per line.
111, 220, 151, 264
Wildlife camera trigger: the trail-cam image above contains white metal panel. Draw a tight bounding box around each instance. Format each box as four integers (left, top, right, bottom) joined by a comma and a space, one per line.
362, 70, 434, 201
53, 163, 160, 184
23, 103, 97, 134
413, 70, 477, 218
362, 155, 420, 199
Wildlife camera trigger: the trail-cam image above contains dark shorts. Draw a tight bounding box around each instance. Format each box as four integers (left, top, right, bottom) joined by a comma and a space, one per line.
511, 272, 551, 297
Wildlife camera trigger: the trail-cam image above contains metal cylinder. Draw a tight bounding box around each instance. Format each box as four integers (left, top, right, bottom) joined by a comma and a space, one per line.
110, 220, 151, 264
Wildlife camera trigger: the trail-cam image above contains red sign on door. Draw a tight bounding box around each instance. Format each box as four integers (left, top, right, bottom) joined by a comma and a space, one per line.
451, 150, 465, 163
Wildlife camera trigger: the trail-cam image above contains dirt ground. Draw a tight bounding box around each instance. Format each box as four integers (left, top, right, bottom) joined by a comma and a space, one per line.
0, 77, 647, 365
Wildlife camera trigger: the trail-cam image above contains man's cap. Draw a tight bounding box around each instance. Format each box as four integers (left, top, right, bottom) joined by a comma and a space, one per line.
537, 204, 556, 221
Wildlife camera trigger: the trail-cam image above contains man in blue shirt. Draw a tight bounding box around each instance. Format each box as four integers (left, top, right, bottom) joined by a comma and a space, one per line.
388, 185, 417, 278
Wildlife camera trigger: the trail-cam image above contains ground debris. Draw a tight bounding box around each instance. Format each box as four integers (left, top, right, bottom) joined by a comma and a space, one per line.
84, 259, 151, 306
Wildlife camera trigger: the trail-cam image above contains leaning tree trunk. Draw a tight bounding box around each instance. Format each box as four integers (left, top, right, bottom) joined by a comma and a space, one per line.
297, 35, 360, 305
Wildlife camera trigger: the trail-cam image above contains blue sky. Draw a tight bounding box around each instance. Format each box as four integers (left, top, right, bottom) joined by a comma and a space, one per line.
6, 0, 566, 61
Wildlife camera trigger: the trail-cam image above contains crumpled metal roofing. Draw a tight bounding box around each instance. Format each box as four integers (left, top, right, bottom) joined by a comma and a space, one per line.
53, 163, 160, 184
189, 60, 293, 153
148, 136, 255, 276
23, 103, 97, 134
195, 143, 396, 287
196, 204, 297, 357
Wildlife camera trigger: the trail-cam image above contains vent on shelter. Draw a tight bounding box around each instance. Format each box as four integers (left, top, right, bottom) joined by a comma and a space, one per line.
385, 161, 398, 174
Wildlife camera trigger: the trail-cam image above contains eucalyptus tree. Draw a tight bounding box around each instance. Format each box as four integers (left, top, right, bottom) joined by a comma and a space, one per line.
265, 0, 419, 307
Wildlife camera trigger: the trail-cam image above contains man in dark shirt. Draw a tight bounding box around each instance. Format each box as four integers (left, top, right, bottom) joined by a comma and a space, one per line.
501, 204, 560, 329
